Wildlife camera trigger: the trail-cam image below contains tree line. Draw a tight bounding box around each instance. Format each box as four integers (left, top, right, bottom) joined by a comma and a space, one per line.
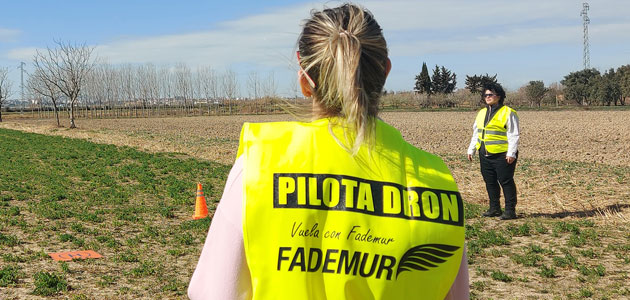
561, 66, 630, 106
2, 41, 287, 127
414, 61, 630, 108
2, 43, 629, 126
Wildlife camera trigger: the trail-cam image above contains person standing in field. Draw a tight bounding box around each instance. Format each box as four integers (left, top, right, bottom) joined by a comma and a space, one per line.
467, 82, 520, 220
188, 3, 469, 299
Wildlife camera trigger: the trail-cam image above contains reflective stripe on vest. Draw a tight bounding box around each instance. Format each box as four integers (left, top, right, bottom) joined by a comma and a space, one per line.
475, 105, 515, 154
237, 118, 465, 300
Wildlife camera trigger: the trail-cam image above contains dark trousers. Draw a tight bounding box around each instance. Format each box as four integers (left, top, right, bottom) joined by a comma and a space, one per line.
479, 152, 518, 213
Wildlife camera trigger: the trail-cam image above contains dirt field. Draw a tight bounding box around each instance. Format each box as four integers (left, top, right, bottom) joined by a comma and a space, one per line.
1, 109, 629, 299
2, 110, 629, 217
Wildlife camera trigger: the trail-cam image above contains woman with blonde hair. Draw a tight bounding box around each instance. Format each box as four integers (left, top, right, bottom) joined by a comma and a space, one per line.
189, 3, 469, 299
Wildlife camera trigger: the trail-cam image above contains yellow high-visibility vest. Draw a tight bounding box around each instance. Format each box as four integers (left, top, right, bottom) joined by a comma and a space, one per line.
475, 105, 516, 154
237, 118, 465, 300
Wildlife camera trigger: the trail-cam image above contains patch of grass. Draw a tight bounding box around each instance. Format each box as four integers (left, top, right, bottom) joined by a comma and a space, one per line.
1, 206, 20, 216
579, 264, 606, 277
59, 233, 77, 243
568, 232, 587, 247
59, 261, 70, 273
506, 222, 531, 237
512, 252, 543, 267
2, 253, 27, 263
526, 243, 549, 254
32, 271, 68, 296
475, 267, 489, 276
159, 205, 176, 218
167, 248, 186, 257
594, 264, 606, 276
117, 250, 140, 263
615, 253, 630, 264
179, 218, 213, 233
489, 248, 509, 257
96, 234, 120, 249
579, 287, 594, 298
0, 232, 19, 246
552, 221, 581, 235
97, 275, 117, 287
76, 211, 105, 223
0, 265, 21, 287
161, 278, 185, 294
130, 260, 161, 277
71, 294, 89, 300
469, 228, 511, 248
490, 270, 513, 282
532, 221, 548, 234
579, 248, 598, 258
174, 232, 195, 246
470, 280, 487, 292
464, 201, 484, 220
70, 222, 87, 233
553, 252, 578, 269
126, 235, 142, 247
537, 265, 557, 278
575, 219, 595, 227
0, 128, 235, 297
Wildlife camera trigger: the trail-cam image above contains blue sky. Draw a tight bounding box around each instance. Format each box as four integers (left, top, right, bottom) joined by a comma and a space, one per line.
1, 0, 630, 98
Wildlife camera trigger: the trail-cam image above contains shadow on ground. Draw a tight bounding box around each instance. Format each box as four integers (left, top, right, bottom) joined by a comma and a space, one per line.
525, 203, 630, 219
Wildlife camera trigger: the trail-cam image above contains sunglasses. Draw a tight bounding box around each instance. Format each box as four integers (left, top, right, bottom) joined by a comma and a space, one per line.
297, 51, 316, 88
483, 93, 496, 98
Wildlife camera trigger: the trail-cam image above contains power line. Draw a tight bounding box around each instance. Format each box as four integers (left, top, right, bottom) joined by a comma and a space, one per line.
581, 2, 590, 69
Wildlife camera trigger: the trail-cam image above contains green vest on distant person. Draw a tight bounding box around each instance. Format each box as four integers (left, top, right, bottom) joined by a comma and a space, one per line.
475, 105, 516, 154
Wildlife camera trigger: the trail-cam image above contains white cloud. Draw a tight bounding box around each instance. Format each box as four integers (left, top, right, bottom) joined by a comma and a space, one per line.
390, 24, 583, 56
361, 0, 630, 31
6, 47, 38, 61
0, 28, 20, 42
10, 0, 628, 69
92, 2, 314, 70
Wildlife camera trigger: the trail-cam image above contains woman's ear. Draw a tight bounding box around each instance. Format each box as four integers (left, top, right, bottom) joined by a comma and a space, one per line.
385, 58, 392, 78
298, 70, 313, 97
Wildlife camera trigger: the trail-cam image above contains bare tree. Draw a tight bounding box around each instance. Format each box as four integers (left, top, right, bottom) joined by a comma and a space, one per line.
197, 66, 218, 114
174, 63, 193, 114
120, 64, 138, 117
262, 71, 277, 98
247, 71, 260, 100
158, 65, 174, 115
101, 63, 121, 117
84, 61, 109, 118
0, 67, 12, 122
137, 63, 159, 117
28, 68, 63, 126
33, 41, 94, 128
222, 69, 238, 114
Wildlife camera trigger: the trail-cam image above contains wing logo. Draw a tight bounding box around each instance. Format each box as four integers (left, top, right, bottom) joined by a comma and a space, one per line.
396, 243, 460, 279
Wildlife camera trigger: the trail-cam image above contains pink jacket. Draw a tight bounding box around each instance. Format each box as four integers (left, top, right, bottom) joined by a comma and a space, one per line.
188, 157, 470, 300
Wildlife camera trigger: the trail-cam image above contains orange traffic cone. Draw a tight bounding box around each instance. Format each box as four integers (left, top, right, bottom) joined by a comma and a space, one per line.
192, 183, 209, 220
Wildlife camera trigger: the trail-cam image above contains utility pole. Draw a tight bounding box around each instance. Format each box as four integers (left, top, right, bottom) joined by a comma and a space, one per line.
19, 61, 25, 113
581, 3, 590, 69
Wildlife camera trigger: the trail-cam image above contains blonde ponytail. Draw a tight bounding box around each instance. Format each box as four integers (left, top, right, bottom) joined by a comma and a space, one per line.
298, 3, 388, 153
